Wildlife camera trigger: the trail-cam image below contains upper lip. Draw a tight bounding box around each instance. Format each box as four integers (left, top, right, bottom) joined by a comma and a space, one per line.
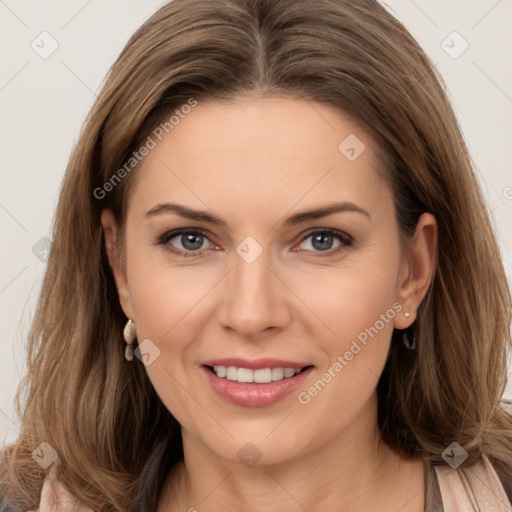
201, 358, 313, 370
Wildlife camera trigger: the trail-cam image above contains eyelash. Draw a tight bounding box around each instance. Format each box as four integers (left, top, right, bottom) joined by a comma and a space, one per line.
156, 228, 353, 258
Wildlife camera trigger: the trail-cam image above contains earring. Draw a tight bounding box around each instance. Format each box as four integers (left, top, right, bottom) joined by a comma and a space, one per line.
123, 319, 136, 361
402, 311, 415, 349
403, 330, 416, 350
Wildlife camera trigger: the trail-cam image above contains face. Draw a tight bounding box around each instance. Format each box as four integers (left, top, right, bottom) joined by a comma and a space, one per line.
102, 96, 435, 466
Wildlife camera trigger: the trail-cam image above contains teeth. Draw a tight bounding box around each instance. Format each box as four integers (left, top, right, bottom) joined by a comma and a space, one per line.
215, 366, 227, 378
271, 367, 284, 381
212, 366, 304, 383
284, 368, 295, 378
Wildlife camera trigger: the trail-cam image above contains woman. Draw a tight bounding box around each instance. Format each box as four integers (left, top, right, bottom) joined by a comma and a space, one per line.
1, 0, 511, 510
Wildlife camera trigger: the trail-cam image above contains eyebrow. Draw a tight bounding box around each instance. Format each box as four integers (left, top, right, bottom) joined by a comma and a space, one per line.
144, 201, 370, 227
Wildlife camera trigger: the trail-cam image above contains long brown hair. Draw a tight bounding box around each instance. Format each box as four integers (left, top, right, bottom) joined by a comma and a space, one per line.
2, 0, 511, 509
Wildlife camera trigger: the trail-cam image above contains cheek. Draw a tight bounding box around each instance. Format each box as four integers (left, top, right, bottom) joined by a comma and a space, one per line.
287, 247, 402, 414
124, 249, 213, 428
125, 241, 216, 341
291, 269, 399, 429
290, 254, 400, 348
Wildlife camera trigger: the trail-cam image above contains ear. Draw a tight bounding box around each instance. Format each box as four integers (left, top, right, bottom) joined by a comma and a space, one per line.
101, 208, 134, 320
394, 212, 437, 329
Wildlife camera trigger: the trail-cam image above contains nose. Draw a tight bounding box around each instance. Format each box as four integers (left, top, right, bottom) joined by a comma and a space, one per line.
217, 248, 291, 338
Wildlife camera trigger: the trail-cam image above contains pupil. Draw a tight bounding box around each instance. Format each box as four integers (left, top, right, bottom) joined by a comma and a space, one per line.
312, 233, 333, 251
182, 234, 203, 250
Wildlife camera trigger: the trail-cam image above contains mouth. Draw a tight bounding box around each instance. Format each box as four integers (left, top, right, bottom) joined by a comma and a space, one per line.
203, 364, 314, 384
200, 364, 315, 407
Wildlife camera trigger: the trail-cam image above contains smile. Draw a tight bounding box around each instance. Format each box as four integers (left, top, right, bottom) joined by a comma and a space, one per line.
210, 365, 307, 383
201, 365, 314, 407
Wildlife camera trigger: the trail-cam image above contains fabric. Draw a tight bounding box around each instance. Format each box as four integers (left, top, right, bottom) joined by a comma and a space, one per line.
434, 455, 512, 511
425, 460, 444, 511
28, 455, 512, 511
27, 466, 93, 512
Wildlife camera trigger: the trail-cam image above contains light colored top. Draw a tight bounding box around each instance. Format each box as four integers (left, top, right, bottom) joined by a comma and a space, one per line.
28, 455, 512, 512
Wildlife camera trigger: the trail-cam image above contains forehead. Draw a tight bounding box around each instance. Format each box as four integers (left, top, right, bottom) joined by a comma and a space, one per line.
128, 96, 391, 225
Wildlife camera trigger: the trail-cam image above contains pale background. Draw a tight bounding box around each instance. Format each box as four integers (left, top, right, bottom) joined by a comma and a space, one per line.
1, 0, 511, 446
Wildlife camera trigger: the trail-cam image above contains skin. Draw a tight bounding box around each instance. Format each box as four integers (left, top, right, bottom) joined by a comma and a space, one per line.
102, 95, 437, 511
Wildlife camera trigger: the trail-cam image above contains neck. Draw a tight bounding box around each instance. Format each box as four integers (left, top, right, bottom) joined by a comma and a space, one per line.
158, 393, 425, 511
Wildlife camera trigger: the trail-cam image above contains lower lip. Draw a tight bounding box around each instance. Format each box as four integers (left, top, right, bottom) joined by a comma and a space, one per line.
200, 366, 314, 407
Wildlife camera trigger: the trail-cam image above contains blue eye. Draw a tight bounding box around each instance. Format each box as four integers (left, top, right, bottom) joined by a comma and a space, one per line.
158, 229, 214, 256
156, 228, 353, 258
297, 229, 353, 256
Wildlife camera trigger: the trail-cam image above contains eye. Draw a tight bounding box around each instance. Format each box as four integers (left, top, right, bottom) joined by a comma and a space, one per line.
156, 228, 353, 258
157, 229, 216, 256
296, 229, 353, 255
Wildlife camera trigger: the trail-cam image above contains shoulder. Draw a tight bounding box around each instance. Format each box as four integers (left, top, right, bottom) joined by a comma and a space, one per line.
434, 454, 512, 511
27, 471, 93, 512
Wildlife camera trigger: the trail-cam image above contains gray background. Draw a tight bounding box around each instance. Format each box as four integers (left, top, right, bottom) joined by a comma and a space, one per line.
1, 0, 511, 446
